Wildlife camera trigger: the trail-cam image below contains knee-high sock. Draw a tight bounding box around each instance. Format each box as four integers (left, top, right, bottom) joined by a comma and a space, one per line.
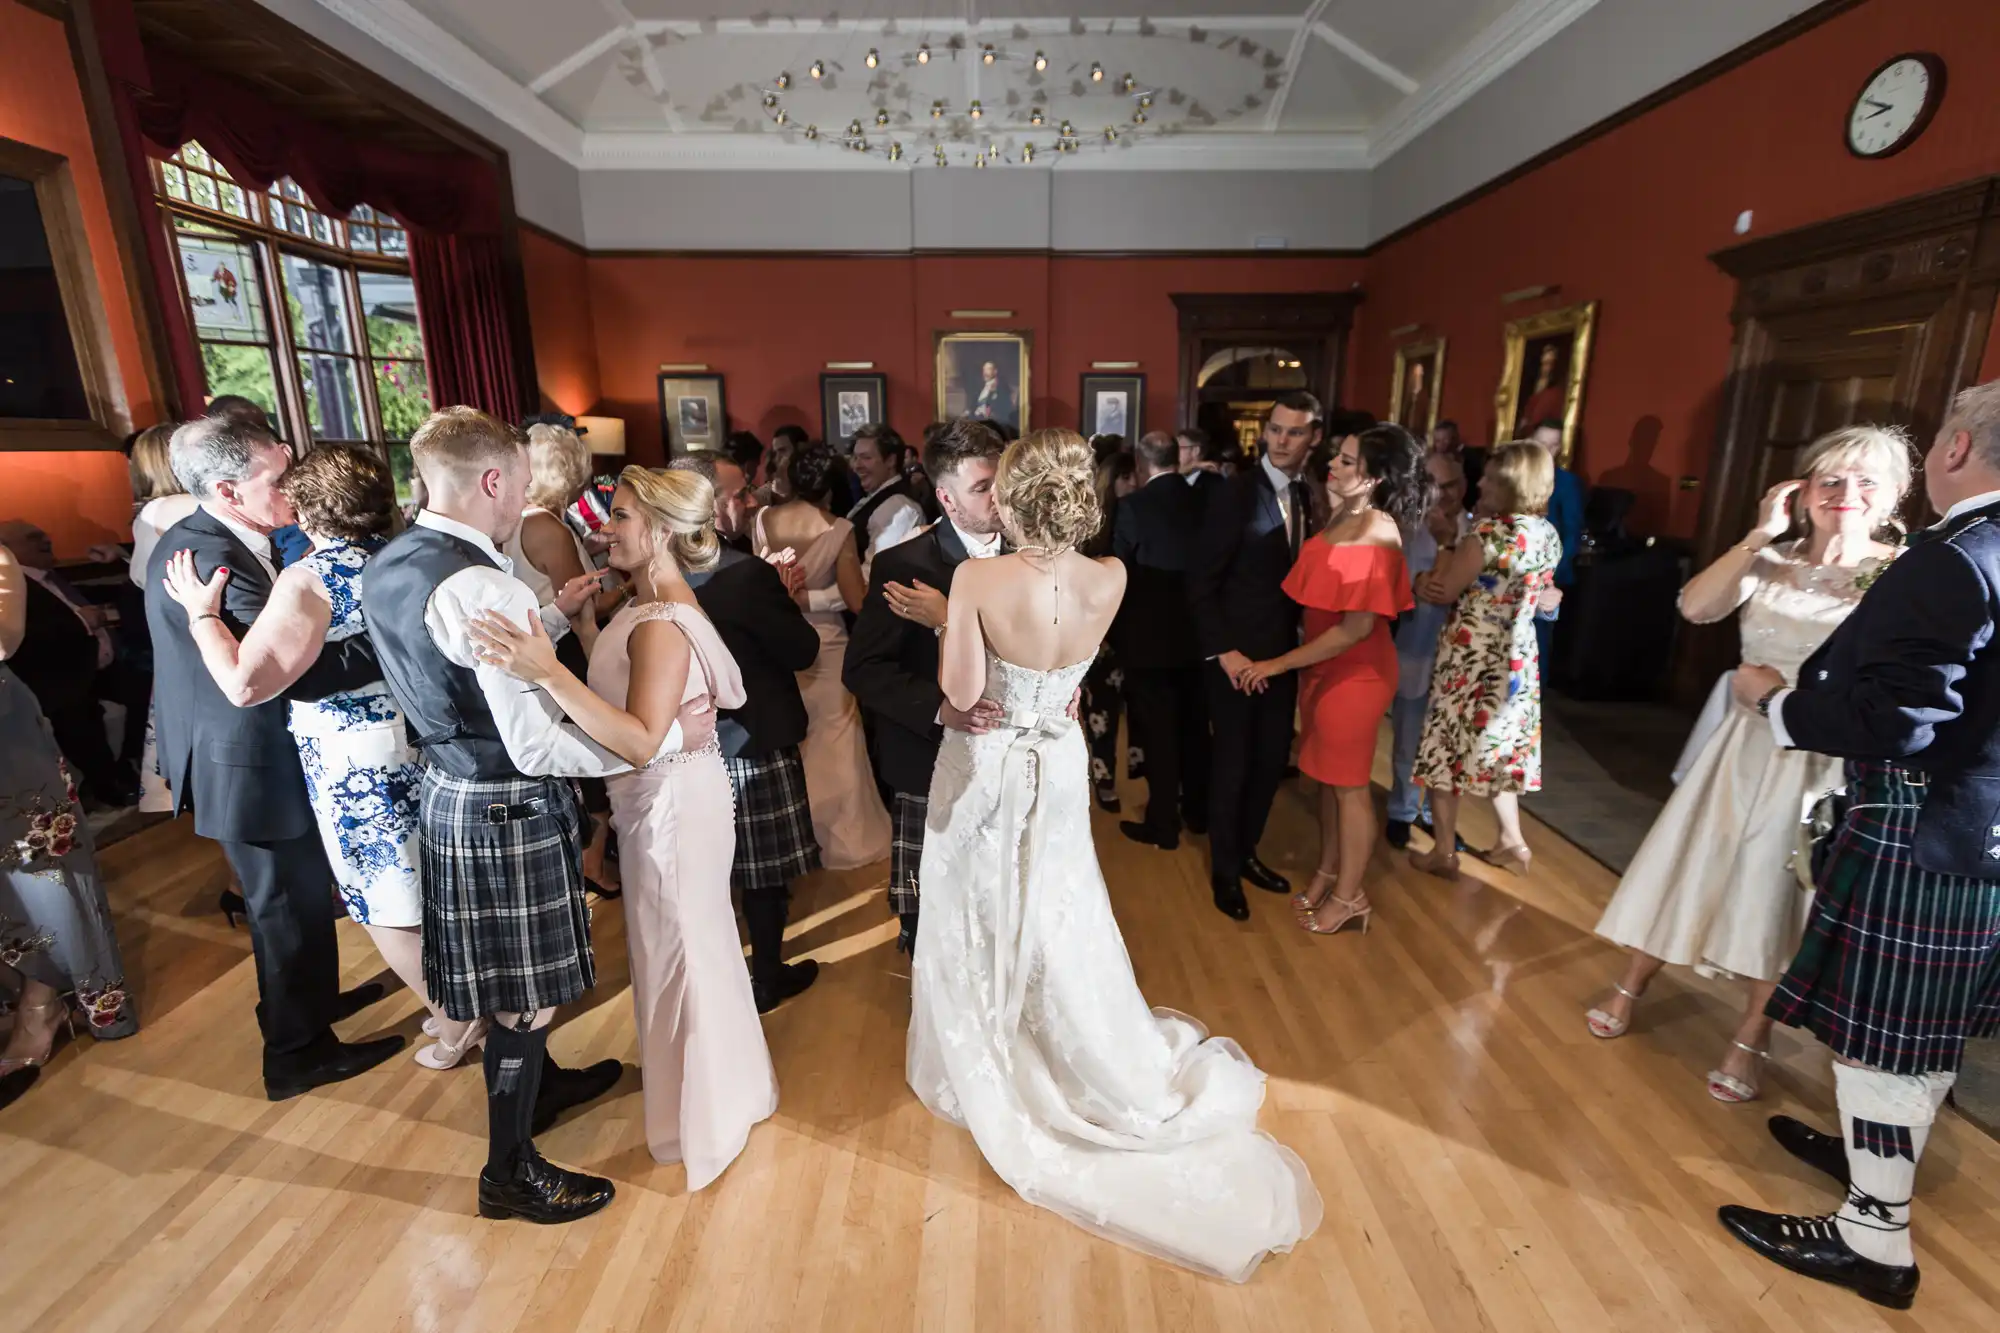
742, 891, 790, 984
484, 1020, 551, 1174
1831, 1062, 1956, 1266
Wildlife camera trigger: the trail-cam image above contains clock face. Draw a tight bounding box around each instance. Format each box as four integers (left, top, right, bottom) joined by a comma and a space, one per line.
1848, 55, 1941, 158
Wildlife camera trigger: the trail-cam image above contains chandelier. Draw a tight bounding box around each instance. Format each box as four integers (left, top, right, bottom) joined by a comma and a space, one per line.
746, 23, 1285, 167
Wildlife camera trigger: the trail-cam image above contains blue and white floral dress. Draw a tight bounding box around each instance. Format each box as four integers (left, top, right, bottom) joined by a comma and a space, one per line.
289, 539, 424, 927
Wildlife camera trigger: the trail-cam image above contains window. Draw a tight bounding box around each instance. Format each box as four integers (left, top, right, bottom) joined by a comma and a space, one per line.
155, 142, 429, 488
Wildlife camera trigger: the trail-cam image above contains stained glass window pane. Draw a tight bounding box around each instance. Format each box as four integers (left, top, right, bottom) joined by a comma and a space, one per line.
172, 219, 270, 345
219, 181, 248, 219
183, 142, 210, 171
162, 163, 187, 200
380, 227, 406, 257
297, 352, 365, 440
190, 172, 218, 211
349, 224, 376, 252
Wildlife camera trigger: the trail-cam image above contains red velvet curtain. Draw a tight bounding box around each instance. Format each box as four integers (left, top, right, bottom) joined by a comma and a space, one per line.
408, 231, 527, 421
83, 0, 517, 420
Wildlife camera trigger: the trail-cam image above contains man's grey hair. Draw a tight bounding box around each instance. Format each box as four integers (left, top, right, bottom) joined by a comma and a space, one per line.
170, 415, 281, 501
665, 452, 719, 485
1943, 380, 2000, 469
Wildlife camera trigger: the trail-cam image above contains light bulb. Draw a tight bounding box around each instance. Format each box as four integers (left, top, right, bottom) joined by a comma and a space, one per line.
762, 92, 778, 109
774, 109, 788, 125
1120, 73, 1136, 93
969, 100, 983, 120
931, 100, 945, 119
1033, 50, 1047, 72
1022, 144, 1035, 163
775, 71, 791, 90
888, 142, 903, 161
1104, 126, 1118, 142
809, 60, 824, 80
1029, 107, 1044, 126
975, 154, 986, 169
1138, 93, 1153, 110
805, 124, 818, 140
848, 119, 863, 136
1132, 110, 1146, 125
1090, 62, 1103, 82
1059, 120, 1074, 136
981, 44, 995, 65
865, 48, 879, 69
916, 45, 930, 65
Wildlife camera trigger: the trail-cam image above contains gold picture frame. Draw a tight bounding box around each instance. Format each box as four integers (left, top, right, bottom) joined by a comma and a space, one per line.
1388, 336, 1446, 436
935, 330, 1030, 433
1494, 299, 1598, 466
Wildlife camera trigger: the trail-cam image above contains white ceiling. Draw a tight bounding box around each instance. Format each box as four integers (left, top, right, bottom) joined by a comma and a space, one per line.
308, 0, 1604, 170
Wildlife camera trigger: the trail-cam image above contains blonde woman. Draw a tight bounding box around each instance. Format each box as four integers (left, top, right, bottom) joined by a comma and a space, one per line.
908, 428, 1320, 1283
469, 466, 776, 1191
128, 423, 197, 814
1590, 426, 1910, 1103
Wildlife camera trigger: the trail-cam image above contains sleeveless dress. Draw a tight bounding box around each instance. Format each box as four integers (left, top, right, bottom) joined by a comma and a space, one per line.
908, 647, 1322, 1283
1595, 543, 1876, 980
1282, 538, 1413, 787
589, 599, 777, 1188
288, 540, 424, 927
751, 510, 892, 870
1413, 514, 1562, 795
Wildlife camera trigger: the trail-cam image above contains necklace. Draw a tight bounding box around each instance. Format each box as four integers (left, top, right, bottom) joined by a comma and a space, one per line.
1014, 544, 1071, 624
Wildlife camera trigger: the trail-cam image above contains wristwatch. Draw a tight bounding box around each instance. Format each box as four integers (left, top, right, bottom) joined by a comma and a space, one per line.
1756, 685, 1783, 718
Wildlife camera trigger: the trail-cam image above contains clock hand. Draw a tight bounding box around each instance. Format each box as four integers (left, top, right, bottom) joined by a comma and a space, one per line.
1863, 97, 1894, 119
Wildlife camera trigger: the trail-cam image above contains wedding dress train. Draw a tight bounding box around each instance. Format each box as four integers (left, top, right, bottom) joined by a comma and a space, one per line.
907, 648, 1321, 1282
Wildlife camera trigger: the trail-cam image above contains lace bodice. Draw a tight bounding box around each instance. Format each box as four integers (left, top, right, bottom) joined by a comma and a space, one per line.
978, 648, 1096, 725
1734, 544, 1878, 685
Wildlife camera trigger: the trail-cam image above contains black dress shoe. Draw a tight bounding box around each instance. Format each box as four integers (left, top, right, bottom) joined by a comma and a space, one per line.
532, 1058, 626, 1135
1118, 821, 1178, 852
478, 1148, 615, 1224
331, 982, 387, 1023
1769, 1115, 1851, 1189
753, 959, 820, 1014
1717, 1205, 1917, 1309
264, 1034, 405, 1101
1385, 819, 1412, 850
1242, 857, 1291, 894
1182, 813, 1208, 837
1211, 877, 1250, 921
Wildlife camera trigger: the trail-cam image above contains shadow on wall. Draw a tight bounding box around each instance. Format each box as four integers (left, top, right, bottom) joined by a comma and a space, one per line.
1597, 414, 1674, 533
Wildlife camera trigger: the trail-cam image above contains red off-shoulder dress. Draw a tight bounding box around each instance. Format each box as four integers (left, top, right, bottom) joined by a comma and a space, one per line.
1280, 539, 1413, 787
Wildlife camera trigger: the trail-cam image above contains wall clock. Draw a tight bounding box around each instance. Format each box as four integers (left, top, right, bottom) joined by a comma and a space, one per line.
1846, 53, 1945, 159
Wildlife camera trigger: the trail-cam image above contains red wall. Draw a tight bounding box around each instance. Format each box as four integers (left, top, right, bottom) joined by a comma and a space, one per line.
528, 245, 1362, 467
519, 226, 601, 417
1357, 0, 2000, 538
0, 0, 155, 555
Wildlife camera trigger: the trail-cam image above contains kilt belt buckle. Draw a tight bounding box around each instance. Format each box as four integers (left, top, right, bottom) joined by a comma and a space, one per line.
485, 797, 545, 825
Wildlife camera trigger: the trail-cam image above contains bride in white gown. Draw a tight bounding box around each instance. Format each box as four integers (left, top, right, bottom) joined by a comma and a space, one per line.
907, 428, 1320, 1283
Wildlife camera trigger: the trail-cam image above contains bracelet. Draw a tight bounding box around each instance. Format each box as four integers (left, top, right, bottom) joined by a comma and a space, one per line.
193, 613, 223, 626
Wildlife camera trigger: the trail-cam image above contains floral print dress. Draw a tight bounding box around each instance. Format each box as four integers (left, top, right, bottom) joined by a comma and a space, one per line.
289, 540, 424, 927
0, 666, 134, 1038
1413, 514, 1562, 796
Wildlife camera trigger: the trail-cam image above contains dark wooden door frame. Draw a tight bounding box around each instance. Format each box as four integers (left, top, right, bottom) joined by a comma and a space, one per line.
1170, 291, 1363, 431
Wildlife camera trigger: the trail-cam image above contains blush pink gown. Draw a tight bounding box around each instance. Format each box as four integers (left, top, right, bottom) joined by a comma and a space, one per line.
589, 598, 778, 1188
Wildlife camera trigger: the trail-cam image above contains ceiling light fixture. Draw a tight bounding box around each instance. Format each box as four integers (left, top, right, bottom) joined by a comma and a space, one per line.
1033, 50, 1047, 71
876, 108, 890, 127
916, 44, 930, 65
809, 60, 824, 80
981, 44, 996, 65
775, 71, 791, 90
969, 100, 983, 120
1090, 62, 1104, 82
1029, 107, 1044, 126
888, 142, 903, 161
865, 48, 879, 69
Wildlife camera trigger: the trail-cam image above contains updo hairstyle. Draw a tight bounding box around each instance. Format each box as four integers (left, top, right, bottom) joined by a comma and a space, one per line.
618, 465, 721, 573
786, 441, 842, 506
995, 427, 1101, 551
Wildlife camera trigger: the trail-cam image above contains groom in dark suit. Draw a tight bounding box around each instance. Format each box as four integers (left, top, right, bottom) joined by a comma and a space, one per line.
145, 417, 402, 1099
1189, 393, 1323, 921
845, 420, 1007, 952
1716, 384, 2000, 1310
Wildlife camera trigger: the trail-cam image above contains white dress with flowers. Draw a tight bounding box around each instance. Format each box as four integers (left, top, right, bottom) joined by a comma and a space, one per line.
289, 541, 424, 927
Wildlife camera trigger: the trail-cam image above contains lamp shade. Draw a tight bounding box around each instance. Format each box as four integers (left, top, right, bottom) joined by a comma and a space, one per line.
575, 415, 626, 456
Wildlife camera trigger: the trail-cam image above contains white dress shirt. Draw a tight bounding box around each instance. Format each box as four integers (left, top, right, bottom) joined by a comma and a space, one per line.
200, 502, 279, 582
1766, 487, 2000, 748
1262, 453, 1302, 534
849, 481, 926, 581
414, 510, 660, 778
931, 517, 1004, 723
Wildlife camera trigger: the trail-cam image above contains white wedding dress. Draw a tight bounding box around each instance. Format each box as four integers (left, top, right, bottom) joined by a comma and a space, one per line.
907, 647, 1322, 1283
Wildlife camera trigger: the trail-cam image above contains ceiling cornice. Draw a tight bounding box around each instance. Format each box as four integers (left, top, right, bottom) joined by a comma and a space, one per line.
579, 130, 1370, 173
1365, 0, 1599, 164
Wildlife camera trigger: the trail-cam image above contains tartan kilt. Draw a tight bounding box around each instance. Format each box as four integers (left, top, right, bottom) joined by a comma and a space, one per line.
419, 769, 594, 1022
1767, 762, 2000, 1075
721, 747, 820, 894
888, 791, 927, 916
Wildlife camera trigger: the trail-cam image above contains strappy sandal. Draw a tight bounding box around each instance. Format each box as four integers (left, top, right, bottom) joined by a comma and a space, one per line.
1707, 1042, 1771, 1103
1301, 892, 1372, 936
1292, 869, 1336, 917
1586, 981, 1645, 1039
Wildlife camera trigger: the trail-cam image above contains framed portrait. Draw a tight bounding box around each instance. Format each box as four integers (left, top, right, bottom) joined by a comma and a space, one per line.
936, 331, 1030, 434
1494, 301, 1598, 465
1388, 337, 1445, 437
820, 372, 888, 449
656, 372, 727, 456
1078, 373, 1144, 443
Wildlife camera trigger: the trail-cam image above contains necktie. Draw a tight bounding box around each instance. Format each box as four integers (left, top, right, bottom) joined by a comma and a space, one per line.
1288, 481, 1309, 556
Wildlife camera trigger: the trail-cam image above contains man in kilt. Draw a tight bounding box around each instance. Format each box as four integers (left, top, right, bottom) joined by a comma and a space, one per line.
670, 453, 824, 1011
845, 421, 1008, 952
365, 408, 630, 1225
1722, 381, 2000, 1309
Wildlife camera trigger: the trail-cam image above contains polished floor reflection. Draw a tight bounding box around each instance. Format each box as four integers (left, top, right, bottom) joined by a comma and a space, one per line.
3, 761, 1998, 1332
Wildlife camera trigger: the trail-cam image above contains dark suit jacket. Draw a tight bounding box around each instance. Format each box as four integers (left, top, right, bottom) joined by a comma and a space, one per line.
1780, 497, 2000, 878
1186, 468, 1226, 520
1188, 465, 1315, 662
1111, 473, 1204, 669
8, 577, 100, 715
686, 547, 818, 758
144, 508, 379, 843
843, 519, 968, 793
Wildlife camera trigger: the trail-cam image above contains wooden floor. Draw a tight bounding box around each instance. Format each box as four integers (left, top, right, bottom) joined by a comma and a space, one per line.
5, 765, 2000, 1333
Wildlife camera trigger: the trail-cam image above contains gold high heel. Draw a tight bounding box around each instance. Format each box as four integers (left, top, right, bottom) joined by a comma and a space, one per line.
1292, 869, 1336, 918
1301, 892, 1372, 936
0, 994, 74, 1075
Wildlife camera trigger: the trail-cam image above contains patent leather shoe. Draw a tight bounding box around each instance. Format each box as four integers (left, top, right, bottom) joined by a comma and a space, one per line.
1769, 1115, 1851, 1189
1211, 876, 1250, 921
1118, 821, 1178, 852
1242, 857, 1291, 894
264, 1034, 405, 1101
1717, 1205, 1917, 1309
753, 959, 820, 1014
477, 1148, 615, 1224
532, 1057, 626, 1135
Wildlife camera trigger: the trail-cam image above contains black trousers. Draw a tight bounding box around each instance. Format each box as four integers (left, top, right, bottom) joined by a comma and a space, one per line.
42, 697, 129, 801
1204, 661, 1296, 881
219, 830, 342, 1063
1125, 664, 1211, 839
